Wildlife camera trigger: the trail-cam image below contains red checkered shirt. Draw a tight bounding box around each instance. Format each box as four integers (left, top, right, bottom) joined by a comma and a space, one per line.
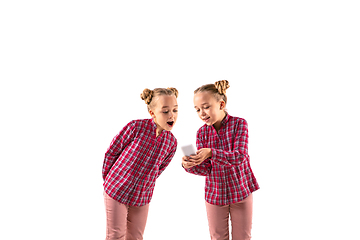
185, 114, 259, 205
103, 119, 177, 206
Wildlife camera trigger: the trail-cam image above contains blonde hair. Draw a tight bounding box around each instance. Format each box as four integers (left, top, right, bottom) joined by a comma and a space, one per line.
140, 87, 178, 111
194, 80, 230, 104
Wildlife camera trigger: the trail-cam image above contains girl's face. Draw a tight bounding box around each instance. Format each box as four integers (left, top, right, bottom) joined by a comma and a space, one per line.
194, 92, 226, 130
150, 95, 178, 133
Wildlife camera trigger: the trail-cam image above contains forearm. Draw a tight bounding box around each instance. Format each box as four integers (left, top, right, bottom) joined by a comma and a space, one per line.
211, 148, 248, 166
102, 153, 118, 180
158, 162, 170, 176
158, 147, 176, 177
184, 160, 211, 176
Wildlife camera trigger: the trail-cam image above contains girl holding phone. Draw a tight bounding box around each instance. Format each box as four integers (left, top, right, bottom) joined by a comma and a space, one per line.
182, 80, 259, 240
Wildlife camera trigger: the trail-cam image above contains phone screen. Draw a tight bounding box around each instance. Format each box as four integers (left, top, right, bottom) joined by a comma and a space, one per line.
181, 144, 196, 156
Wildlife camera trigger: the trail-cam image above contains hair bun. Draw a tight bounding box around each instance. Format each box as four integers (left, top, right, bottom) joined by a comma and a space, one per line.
140, 88, 154, 105
167, 87, 179, 98
214, 80, 230, 95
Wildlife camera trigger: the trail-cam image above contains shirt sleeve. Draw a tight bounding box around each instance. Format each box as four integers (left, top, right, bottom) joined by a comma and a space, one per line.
158, 140, 177, 177
102, 121, 136, 180
211, 119, 249, 167
184, 130, 212, 176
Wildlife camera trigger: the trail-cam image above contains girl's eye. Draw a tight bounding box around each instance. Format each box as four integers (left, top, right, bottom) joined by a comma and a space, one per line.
204, 106, 210, 109
173, 110, 178, 113
163, 111, 169, 114
196, 109, 200, 112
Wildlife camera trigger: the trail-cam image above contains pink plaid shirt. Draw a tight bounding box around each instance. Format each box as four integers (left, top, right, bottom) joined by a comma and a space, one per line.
185, 114, 259, 205
103, 119, 177, 206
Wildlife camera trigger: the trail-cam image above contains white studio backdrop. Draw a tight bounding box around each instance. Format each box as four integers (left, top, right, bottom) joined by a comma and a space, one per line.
1, 1, 359, 239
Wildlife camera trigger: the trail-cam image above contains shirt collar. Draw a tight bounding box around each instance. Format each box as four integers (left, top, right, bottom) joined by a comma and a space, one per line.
150, 118, 158, 129
150, 118, 166, 137
221, 112, 230, 125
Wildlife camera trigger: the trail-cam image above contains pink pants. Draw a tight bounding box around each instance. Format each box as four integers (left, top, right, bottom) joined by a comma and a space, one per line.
104, 192, 149, 240
205, 194, 253, 240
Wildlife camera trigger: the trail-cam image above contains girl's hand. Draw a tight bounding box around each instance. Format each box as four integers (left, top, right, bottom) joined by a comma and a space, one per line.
189, 148, 212, 166
182, 155, 197, 169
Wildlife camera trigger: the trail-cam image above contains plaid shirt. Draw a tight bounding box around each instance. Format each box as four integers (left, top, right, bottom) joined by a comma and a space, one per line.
185, 114, 259, 205
103, 119, 177, 206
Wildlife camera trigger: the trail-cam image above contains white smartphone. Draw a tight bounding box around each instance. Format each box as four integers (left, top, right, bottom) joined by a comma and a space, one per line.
181, 144, 196, 156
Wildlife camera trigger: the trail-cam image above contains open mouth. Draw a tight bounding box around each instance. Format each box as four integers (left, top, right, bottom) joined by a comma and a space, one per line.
202, 116, 210, 122
167, 121, 174, 127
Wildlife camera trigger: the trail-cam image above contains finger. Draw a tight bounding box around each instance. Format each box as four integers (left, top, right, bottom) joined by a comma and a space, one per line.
189, 155, 200, 160
186, 159, 197, 166
184, 157, 196, 162
193, 159, 205, 165
183, 159, 192, 165
183, 163, 194, 169
182, 159, 191, 165
193, 156, 205, 162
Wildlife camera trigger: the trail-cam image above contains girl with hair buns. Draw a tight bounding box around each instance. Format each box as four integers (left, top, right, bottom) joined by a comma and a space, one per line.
182, 80, 259, 240
102, 87, 178, 240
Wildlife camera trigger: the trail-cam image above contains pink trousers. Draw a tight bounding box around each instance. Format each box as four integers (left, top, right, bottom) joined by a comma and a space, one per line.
104, 192, 149, 240
205, 194, 253, 240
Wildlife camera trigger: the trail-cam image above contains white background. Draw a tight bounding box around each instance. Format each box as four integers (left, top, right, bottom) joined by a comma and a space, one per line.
1, 1, 359, 239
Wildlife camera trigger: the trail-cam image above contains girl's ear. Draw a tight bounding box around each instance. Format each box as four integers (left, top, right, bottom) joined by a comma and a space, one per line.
149, 109, 155, 118
219, 100, 226, 110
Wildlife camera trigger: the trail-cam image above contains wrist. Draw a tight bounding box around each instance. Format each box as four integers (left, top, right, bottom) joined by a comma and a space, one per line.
208, 148, 212, 158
